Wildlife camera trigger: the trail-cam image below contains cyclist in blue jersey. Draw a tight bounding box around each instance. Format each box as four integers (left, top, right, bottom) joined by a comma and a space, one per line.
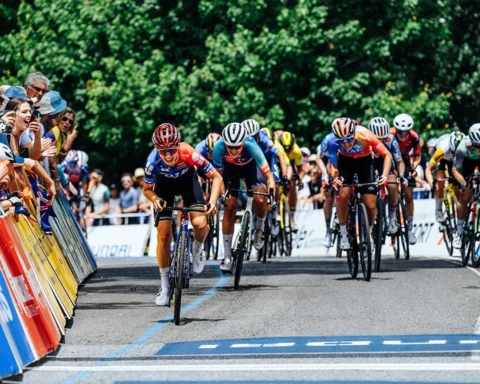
367, 117, 406, 235
213, 122, 275, 273
195, 132, 221, 161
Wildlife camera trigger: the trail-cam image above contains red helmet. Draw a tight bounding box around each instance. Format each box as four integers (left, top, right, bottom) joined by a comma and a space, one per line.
152, 123, 181, 148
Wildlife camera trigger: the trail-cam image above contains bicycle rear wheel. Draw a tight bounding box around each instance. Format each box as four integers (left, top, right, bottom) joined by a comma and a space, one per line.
260, 213, 271, 264
282, 198, 293, 256
399, 199, 410, 260
173, 231, 187, 325
204, 214, 214, 260
374, 198, 385, 272
346, 210, 358, 278
212, 210, 220, 260
234, 211, 251, 290
358, 203, 372, 281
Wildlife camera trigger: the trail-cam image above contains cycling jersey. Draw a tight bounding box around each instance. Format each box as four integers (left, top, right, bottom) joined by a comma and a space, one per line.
390, 128, 421, 158
255, 130, 280, 157
317, 133, 335, 159
429, 135, 455, 168
61, 162, 88, 185
194, 140, 210, 160
144, 142, 214, 185
453, 138, 480, 170
328, 126, 389, 166
213, 137, 270, 174
273, 130, 303, 167
380, 134, 402, 162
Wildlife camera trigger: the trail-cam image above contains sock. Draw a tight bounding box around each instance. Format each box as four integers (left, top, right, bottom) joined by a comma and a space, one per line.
256, 216, 266, 231
325, 217, 331, 231
407, 216, 414, 229
435, 197, 442, 211
160, 267, 170, 289
340, 223, 347, 236
192, 239, 203, 255
457, 219, 465, 235
389, 203, 397, 218
223, 234, 233, 259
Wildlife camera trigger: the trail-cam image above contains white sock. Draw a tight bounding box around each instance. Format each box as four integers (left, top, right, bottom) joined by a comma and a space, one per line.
223, 234, 233, 259
256, 216, 266, 231
435, 197, 442, 211
160, 267, 170, 289
340, 224, 347, 236
407, 216, 414, 229
457, 219, 465, 235
192, 239, 203, 255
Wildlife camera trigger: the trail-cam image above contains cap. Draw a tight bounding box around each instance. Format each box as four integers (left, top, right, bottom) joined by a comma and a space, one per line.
134, 167, 145, 178
300, 147, 311, 157
37, 91, 67, 115
4, 86, 32, 103
309, 154, 318, 163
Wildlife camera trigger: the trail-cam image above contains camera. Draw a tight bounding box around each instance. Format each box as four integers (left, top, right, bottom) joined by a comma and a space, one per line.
0, 115, 12, 134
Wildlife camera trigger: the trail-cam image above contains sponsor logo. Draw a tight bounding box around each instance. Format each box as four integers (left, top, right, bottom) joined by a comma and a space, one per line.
0, 286, 13, 325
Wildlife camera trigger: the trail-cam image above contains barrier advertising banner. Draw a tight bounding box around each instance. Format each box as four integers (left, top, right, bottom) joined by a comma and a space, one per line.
88, 224, 151, 257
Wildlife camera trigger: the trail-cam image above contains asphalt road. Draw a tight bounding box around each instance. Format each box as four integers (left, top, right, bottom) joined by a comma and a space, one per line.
5, 251, 480, 384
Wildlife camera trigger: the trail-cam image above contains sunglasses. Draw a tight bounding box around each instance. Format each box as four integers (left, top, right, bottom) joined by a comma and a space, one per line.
397, 130, 409, 136
226, 145, 243, 151
30, 85, 49, 94
62, 116, 74, 124
336, 136, 355, 145
157, 146, 179, 155
121, 178, 132, 184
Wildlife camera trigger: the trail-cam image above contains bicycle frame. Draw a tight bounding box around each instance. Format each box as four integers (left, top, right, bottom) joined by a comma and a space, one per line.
170, 211, 192, 284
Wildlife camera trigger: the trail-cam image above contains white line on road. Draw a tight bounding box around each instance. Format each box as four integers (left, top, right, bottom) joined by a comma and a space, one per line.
28, 363, 480, 372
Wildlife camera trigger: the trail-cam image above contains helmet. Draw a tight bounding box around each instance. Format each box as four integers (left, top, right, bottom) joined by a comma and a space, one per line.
260, 127, 272, 139
300, 147, 311, 157
393, 113, 414, 131
222, 122, 247, 146
205, 133, 221, 151
0, 143, 14, 163
77, 150, 89, 165
426, 138, 438, 149
468, 124, 480, 146
279, 132, 295, 151
242, 119, 260, 137
448, 131, 465, 151
332, 118, 356, 138
65, 150, 78, 163
367, 117, 390, 138
152, 123, 181, 148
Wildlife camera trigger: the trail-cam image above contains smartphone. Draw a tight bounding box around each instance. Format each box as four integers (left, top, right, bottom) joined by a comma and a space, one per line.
31, 109, 41, 122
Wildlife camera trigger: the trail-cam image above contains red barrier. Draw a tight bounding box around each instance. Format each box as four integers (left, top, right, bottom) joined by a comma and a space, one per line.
0, 216, 61, 357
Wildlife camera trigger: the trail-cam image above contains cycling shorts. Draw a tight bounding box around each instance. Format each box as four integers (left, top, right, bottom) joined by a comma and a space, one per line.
154, 167, 205, 221
402, 157, 417, 187
433, 160, 460, 187
223, 159, 265, 198
373, 156, 396, 176
338, 155, 377, 195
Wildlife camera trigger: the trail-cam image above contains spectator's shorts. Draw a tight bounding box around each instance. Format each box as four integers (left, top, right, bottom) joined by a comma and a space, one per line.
223, 160, 265, 198
154, 168, 205, 221
338, 155, 377, 195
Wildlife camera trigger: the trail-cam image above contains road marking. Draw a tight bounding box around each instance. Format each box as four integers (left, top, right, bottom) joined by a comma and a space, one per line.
199, 344, 218, 349
383, 340, 446, 345
263, 343, 295, 348
29, 363, 480, 372
231, 344, 262, 348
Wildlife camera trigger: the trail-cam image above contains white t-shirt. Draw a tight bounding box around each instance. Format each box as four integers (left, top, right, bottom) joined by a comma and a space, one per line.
91, 183, 110, 213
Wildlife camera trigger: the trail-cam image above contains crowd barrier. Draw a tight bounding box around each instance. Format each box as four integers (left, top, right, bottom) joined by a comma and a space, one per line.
0, 193, 96, 380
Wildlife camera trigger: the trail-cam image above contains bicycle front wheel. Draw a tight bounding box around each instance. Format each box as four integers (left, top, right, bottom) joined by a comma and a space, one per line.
358, 203, 372, 281
234, 211, 251, 290
374, 198, 385, 272
261, 214, 271, 264
472, 214, 480, 268
399, 199, 410, 260
346, 210, 358, 278
282, 198, 293, 256
173, 231, 187, 325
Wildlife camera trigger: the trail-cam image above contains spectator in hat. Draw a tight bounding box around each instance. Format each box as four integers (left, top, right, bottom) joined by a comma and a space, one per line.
109, 184, 122, 225
23, 73, 50, 105
37, 91, 67, 133
86, 169, 110, 226
119, 173, 139, 224
4, 86, 32, 104
134, 167, 151, 222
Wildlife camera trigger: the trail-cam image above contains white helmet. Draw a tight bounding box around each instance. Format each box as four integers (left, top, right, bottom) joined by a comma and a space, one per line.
65, 149, 79, 163
222, 123, 247, 146
393, 113, 414, 131
426, 138, 438, 149
368, 117, 390, 138
300, 147, 311, 157
0, 143, 14, 163
448, 131, 464, 151
77, 150, 89, 165
241, 119, 260, 136
468, 124, 480, 146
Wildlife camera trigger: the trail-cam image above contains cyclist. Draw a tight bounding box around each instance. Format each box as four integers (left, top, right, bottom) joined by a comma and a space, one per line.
390, 113, 421, 244
213, 122, 275, 273
425, 131, 464, 223
452, 124, 480, 248
367, 117, 406, 235
62, 150, 89, 195
143, 123, 222, 306
328, 118, 392, 250
316, 132, 336, 247
195, 132, 221, 161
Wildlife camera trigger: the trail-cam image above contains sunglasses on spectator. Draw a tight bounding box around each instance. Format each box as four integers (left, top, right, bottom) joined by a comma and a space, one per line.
30, 85, 49, 94
336, 136, 355, 145
121, 178, 132, 184
62, 116, 74, 124
226, 144, 243, 151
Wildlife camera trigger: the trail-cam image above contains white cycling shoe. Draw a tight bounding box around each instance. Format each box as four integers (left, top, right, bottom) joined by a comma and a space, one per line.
339, 234, 351, 250
408, 229, 417, 245
253, 230, 264, 250
387, 219, 399, 235
453, 233, 462, 249
155, 288, 170, 306
192, 251, 205, 274
324, 231, 333, 248
435, 210, 445, 223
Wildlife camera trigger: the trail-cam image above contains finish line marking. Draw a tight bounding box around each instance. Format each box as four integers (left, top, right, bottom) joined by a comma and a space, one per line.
29, 363, 480, 372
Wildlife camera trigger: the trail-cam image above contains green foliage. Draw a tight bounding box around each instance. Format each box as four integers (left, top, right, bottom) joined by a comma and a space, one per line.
0, 0, 477, 179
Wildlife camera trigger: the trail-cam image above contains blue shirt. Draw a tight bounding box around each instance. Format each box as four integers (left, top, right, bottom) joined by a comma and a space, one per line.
254, 131, 279, 158
213, 137, 270, 174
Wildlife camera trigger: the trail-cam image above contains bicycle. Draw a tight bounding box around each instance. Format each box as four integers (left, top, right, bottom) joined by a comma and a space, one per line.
203, 180, 221, 261
341, 178, 375, 281
390, 181, 410, 260
154, 204, 207, 325
435, 177, 457, 256
222, 184, 274, 290
372, 184, 388, 272
460, 173, 480, 267
278, 180, 293, 257
258, 206, 276, 263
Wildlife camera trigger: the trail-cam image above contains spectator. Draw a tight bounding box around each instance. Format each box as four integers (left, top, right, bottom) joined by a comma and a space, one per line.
23, 73, 50, 105
119, 173, 139, 224
109, 184, 122, 225
306, 166, 325, 209
134, 167, 151, 222
37, 91, 67, 133
86, 169, 110, 226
